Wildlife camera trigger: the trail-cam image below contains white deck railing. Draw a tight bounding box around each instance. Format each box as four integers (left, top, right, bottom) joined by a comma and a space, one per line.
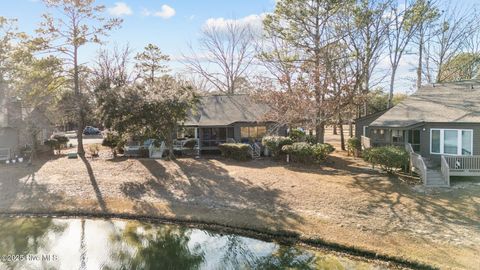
406, 143, 428, 184
361, 136, 371, 149
441, 156, 451, 186
444, 155, 480, 171
0, 148, 10, 161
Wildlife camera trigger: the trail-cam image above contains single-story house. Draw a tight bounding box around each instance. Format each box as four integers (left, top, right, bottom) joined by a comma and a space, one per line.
356, 80, 480, 186
181, 94, 287, 151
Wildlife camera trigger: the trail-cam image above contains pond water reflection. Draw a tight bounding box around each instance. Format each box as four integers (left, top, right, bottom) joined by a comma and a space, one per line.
0, 217, 387, 270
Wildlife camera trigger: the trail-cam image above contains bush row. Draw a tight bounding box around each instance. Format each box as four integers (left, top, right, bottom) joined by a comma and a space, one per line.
262, 136, 293, 157
362, 146, 409, 172
282, 142, 335, 163
218, 143, 252, 161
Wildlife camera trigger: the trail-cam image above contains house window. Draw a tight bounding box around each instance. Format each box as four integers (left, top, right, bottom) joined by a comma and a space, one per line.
392, 130, 403, 143
241, 125, 267, 141
430, 129, 473, 155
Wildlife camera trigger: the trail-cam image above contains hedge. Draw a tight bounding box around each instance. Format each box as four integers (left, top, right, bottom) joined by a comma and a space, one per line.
44, 135, 69, 154
289, 129, 306, 142
102, 132, 124, 157
218, 143, 252, 161
347, 137, 361, 157
363, 146, 409, 172
282, 142, 335, 163
262, 136, 293, 157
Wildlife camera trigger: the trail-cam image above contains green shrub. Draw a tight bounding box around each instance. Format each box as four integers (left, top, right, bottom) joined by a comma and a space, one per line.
363, 146, 409, 172
305, 134, 317, 144
282, 142, 335, 163
347, 137, 361, 157
53, 135, 69, 146
44, 135, 69, 154
262, 136, 293, 157
289, 129, 306, 142
218, 143, 252, 161
183, 139, 197, 149
102, 132, 123, 157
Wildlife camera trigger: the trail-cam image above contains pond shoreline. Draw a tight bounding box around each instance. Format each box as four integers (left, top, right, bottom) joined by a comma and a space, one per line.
0, 210, 435, 270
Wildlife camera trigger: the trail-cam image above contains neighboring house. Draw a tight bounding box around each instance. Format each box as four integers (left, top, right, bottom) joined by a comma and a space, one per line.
182, 94, 287, 152
0, 88, 53, 160
0, 93, 21, 160
356, 80, 480, 187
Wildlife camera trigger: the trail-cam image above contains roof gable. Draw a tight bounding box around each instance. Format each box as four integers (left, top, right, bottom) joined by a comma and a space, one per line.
370, 81, 480, 127
184, 95, 270, 126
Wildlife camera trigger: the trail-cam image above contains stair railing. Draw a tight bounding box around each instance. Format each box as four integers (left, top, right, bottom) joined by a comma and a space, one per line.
441, 155, 450, 186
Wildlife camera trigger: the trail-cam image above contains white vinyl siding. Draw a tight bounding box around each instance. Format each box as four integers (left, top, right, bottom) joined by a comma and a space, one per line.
430, 129, 473, 156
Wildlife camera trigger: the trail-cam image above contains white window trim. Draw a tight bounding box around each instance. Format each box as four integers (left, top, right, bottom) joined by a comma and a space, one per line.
430, 128, 473, 156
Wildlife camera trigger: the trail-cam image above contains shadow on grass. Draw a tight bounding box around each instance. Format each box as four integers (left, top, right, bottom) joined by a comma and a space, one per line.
118, 158, 304, 231
348, 172, 480, 236
0, 155, 71, 210
80, 156, 108, 213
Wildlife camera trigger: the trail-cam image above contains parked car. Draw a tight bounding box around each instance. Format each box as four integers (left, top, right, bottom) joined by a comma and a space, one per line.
83, 126, 101, 135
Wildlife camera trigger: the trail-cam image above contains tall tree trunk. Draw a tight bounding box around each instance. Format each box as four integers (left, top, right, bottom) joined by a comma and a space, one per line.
387, 65, 397, 109
74, 45, 85, 156
315, 122, 325, 144
349, 122, 353, 138
416, 27, 424, 91
168, 124, 176, 160
339, 117, 345, 151
333, 124, 337, 135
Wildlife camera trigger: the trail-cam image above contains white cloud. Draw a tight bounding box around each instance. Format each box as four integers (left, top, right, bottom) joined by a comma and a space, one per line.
108, 2, 133, 17
204, 13, 267, 32
142, 4, 176, 19
155, 5, 176, 19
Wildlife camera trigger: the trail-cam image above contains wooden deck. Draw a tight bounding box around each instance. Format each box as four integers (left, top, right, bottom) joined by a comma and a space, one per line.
363, 137, 480, 187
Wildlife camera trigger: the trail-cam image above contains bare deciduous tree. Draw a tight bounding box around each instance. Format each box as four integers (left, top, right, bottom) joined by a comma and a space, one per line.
184, 21, 256, 94
386, 0, 425, 108
345, 0, 391, 116
424, 5, 479, 83
94, 44, 134, 87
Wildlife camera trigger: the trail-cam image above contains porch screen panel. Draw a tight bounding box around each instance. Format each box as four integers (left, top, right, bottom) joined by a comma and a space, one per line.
444, 130, 458, 155
218, 128, 227, 140
462, 130, 473, 155
431, 130, 440, 153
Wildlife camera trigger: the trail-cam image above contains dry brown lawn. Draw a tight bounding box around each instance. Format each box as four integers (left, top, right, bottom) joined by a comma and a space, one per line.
0, 128, 479, 269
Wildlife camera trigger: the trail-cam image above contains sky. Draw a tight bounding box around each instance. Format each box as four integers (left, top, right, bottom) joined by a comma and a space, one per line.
1, 0, 479, 93
1, 0, 274, 71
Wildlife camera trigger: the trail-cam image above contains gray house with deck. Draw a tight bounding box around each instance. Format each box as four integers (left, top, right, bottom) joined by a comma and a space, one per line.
356, 81, 480, 187
181, 94, 287, 152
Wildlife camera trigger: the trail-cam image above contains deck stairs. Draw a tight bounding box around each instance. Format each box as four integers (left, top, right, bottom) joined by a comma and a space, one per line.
423, 158, 449, 187
251, 143, 261, 159
149, 141, 165, 159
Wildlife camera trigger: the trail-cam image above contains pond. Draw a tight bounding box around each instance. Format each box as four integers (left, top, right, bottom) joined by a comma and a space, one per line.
0, 217, 388, 270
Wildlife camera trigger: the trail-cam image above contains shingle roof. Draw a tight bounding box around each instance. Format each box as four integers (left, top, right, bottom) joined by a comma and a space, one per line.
370, 80, 480, 127
184, 95, 270, 126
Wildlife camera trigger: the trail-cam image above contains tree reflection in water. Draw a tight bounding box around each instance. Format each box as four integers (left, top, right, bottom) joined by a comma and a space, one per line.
105, 222, 204, 270
0, 218, 66, 269
0, 218, 378, 270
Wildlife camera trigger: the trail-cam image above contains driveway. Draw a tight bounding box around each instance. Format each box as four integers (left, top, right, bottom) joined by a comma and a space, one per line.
63, 133, 104, 147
